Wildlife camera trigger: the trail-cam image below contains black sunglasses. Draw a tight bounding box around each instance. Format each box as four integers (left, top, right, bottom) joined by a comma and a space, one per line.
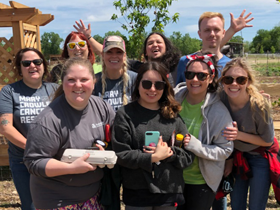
141, 80, 166, 90
21, 59, 43, 67
185, 71, 209, 81
221, 76, 248, 85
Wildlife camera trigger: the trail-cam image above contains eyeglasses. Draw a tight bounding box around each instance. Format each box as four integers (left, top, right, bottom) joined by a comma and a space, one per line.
221, 76, 248, 85
185, 71, 209, 81
141, 80, 166, 90
21, 59, 43, 67
67, 41, 87, 50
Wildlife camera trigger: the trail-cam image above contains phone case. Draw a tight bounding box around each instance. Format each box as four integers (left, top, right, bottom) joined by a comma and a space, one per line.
145, 131, 160, 146
61, 149, 117, 169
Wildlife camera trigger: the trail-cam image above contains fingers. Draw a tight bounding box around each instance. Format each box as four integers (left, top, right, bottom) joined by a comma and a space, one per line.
82, 153, 90, 161
232, 121, 237, 128
95, 144, 104, 151
244, 12, 252, 19
80, 19, 85, 28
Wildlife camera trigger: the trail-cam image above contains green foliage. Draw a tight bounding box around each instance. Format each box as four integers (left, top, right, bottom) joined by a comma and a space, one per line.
272, 98, 280, 107
259, 45, 264, 54
229, 35, 243, 43
250, 25, 280, 53
41, 32, 64, 60
271, 46, 276, 53
111, 0, 179, 58
254, 63, 280, 76
169, 31, 201, 55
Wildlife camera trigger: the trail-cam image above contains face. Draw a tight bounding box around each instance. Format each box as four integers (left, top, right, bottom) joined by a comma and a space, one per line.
186, 61, 213, 101
138, 70, 164, 109
102, 48, 126, 71
198, 17, 225, 49
145, 34, 166, 60
63, 64, 95, 110
222, 66, 249, 99
67, 36, 89, 60
21, 50, 44, 86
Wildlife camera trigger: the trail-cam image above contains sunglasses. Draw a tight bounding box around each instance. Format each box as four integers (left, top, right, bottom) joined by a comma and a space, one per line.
185, 71, 209, 81
21, 59, 43, 67
67, 41, 87, 50
221, 76, 248, 85
141, 80, 166, 90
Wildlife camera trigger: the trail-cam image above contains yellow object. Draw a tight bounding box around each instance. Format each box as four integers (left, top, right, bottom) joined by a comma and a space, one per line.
176, 134, 184, 141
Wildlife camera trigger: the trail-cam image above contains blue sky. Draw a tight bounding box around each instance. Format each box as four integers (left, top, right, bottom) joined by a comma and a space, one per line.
0, 0, 279, 43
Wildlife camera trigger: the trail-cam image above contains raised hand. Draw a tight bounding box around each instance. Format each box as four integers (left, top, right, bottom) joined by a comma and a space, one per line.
73, 19, 91, 38
229, 9, 254, 33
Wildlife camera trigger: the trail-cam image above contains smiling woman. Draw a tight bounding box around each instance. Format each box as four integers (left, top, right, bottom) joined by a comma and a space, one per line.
23, 57, 116, 209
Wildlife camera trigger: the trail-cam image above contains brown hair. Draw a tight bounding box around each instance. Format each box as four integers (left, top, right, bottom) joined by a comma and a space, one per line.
53, 57, 95, 101
132, 61, 181, 119
14, 48, 49, 80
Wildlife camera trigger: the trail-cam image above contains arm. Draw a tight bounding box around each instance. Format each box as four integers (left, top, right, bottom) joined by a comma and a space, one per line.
221, 9, 254, 48
0, 113, 26, 149
73, 19, 103, 56
223, 121, 273, 147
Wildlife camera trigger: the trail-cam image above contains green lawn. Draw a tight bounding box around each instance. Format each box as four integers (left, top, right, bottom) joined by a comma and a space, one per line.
93, 63, 102, 74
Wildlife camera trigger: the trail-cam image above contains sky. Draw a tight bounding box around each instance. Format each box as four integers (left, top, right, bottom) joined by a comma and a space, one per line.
0, 0, 279, 43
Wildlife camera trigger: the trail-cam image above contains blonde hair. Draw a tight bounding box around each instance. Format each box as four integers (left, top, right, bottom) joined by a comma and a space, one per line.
221, 58, 271, 123
101, 57, 129, 105
198, 12, 225, 30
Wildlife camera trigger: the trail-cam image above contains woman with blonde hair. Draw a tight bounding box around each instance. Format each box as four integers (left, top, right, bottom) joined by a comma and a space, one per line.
93, 35, 137, 112
220, 58, 274, 210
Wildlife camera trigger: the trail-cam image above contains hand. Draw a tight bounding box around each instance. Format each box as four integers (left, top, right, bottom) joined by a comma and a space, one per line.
259, 90, 271, 101
222, 121, 238, 141
152, 136, 173, 162
229, 9, 254, 33
73, 19, 91, 39
183, 134, 191, 147
70, 153, 96, 174
143, 145, 156, 154
224, 159, 233, 177
95, 143, 105, 151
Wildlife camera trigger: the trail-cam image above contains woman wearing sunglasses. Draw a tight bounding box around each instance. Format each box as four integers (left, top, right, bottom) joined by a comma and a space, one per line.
219, 58, 274, 210
93, 35, 137, 112
111, 61, 194, 209
174, 52, 234, 210
48, 31, 95, 83
0, 48, 58, 210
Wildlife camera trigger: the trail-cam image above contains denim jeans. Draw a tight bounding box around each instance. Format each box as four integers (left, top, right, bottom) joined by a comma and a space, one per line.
9, 156, 35, 210
230, 153, 270, 210
212, 196, 227, 210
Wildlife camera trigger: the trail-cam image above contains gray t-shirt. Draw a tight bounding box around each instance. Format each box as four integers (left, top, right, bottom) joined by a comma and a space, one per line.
93, 70, 137, 112
24, 95, 115, 209
0, 80, 58, 158
220, 91, 274, 152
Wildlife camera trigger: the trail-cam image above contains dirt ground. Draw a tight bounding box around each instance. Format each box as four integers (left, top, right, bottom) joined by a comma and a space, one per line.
0, 75, 280, 210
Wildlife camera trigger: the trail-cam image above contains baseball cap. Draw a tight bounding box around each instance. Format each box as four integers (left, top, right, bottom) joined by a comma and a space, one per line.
102, 36, 126, 53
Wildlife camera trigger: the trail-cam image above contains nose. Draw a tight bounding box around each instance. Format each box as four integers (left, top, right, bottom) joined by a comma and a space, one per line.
150, 84, 156, 91
193, 75, 199, 81
75, 80, 82, 87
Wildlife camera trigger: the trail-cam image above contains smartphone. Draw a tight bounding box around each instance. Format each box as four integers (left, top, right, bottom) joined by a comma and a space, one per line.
145, 131, 160, 146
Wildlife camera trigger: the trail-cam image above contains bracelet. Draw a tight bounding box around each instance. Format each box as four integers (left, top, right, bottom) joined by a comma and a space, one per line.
88, 36, 92, 40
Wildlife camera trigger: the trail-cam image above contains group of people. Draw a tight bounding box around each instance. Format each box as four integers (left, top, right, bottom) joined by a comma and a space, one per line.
0, 8, 276, 210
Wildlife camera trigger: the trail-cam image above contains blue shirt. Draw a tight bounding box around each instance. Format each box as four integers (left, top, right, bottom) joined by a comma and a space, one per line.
176, 54, 231, 85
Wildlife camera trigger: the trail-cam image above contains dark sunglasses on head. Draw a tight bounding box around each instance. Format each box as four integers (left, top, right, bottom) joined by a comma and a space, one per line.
21, 59, 43, 67
141, 80, 166, 90
221, 76, 248, 85
67, 41, 87, 50
185, 71, 209, 81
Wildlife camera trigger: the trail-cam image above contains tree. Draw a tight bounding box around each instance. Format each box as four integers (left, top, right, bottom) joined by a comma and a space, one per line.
229, 35, 243, 43
169, 32, 201, 55
41, 32, 63, 60
111, 0, 179, 58
259, 45, 264, 54
271, 46, 276, 54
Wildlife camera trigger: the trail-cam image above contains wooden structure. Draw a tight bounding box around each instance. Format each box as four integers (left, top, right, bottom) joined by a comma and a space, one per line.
0, 1, 54, 166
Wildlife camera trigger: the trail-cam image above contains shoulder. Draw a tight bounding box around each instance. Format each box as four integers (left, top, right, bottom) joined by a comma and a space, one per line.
42, 82, 59, 89
218, 55, 231, 65
128, 60, 143, 73
127, 70, 137, 78
174, 82, 187, 95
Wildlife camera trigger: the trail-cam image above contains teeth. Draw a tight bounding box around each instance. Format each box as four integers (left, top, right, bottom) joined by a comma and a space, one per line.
148, 94, 156, 96
75, 53, 82, 56
110, 61, 118, 63
192, 84, 200, 87
230, 88, 239, 92
74, 91, 83, 94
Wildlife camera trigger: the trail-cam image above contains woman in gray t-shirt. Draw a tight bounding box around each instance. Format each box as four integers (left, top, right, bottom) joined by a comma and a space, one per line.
220, 58, 274, 210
